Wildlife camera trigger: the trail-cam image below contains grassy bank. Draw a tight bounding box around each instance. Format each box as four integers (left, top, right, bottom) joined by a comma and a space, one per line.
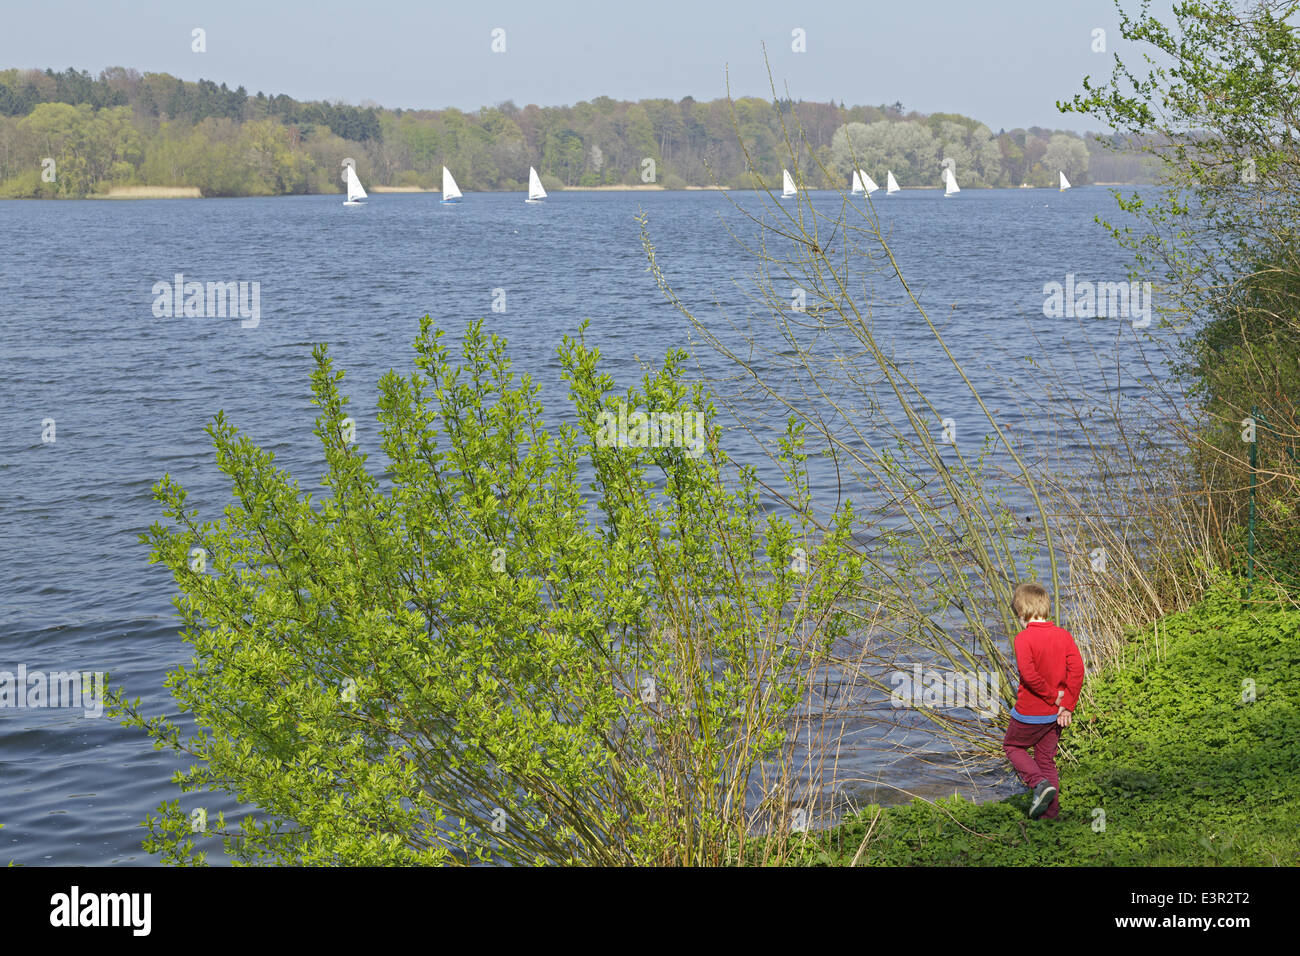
794, 582, 1300, 866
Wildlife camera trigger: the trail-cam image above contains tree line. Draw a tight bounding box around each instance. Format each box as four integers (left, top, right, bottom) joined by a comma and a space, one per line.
0, 66, 1157, 198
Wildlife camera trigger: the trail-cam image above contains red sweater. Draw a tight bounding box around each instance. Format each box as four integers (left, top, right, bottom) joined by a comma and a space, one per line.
1012, 621, 1085, 716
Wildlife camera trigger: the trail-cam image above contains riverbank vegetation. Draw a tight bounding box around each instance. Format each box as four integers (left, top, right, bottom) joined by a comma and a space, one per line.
0, 66, 1155, 198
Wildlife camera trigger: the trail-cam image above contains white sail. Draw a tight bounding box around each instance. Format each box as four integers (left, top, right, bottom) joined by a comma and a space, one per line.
527, 166, 547, 201
944, 167, 960, 196
1059, 171, 1071, 191
345, 165, 367, 203
886, 170, 900, 194
442, 166, 463, 201
850, 170, 863, 195
782, 168, 796, 197
861, 171, 879, 194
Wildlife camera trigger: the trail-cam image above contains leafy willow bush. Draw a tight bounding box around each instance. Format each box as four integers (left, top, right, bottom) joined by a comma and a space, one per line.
110, 317, 862, 865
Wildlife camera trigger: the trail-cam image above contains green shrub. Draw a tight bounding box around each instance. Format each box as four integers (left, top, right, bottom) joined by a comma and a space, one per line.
110, 317, 862, 865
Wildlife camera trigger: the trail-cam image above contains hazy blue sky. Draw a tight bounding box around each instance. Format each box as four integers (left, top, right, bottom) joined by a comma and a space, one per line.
0, 0, 1175, 130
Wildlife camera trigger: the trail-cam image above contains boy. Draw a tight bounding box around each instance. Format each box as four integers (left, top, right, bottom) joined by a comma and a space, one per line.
1003, 582, 1085, 820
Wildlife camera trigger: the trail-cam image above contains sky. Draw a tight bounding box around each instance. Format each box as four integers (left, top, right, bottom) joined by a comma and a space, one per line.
0, 0, 1178, 131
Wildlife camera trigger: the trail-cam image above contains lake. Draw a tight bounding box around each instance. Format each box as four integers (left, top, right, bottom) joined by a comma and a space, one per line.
0, 187, 1174, 864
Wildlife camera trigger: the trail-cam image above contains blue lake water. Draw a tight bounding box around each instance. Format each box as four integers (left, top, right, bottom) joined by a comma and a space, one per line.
0, 187, 1173, 864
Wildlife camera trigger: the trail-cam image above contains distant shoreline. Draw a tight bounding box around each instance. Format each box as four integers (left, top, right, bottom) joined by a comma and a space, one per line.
373, 184, 731, 193
5, 182, 1146, 200
91, 186, 202, 199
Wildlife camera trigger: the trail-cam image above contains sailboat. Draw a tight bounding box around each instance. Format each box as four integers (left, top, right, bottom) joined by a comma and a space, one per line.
782, 168, 797, 198
944, 167, 960, 197
851, 169, 879, 196
886, 171, 900, 194
441, 166, 463, 204
526, 166, 547, 202
344, 165, 367, 205
1059, 171, 1072, 191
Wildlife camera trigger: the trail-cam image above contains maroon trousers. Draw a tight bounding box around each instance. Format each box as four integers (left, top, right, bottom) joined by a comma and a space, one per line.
1003, 717, 1061, 819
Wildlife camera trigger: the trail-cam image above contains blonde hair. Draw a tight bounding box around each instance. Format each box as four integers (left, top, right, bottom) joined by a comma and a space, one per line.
1012, 582, 1051, 622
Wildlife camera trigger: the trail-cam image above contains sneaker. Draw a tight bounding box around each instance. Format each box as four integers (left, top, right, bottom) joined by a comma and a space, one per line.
1029, 780, 1058, 819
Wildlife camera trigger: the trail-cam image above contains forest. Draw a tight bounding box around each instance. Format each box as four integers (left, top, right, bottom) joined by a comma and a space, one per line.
0, 67, 1157, 197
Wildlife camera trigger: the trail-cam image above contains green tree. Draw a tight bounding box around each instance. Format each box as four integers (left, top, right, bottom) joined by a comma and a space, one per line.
829, 119, 939, 186
1041, 133, 1088, 184
18, 102, 140, 195
1062, 0, 1300, 331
